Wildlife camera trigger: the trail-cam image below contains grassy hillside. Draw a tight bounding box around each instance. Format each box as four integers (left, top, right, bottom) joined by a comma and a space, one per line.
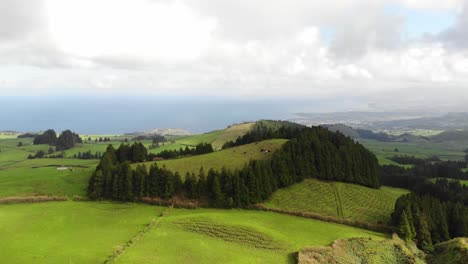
431, 130, 468, 141
211, 122, 254, 149
176, 122, 254, 149
140, 139, 287, 176
114, 208, 385, 264
0, 201, 163, 264
264, 179, 409, 224
362, 140, 466, 164
298, 235, 425, 264
427, 237, 468, 264
0, 202, 384, 264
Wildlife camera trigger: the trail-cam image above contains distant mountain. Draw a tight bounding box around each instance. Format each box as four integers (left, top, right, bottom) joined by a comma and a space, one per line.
125, 128, 191, 136
368, 112, 468, 130
293, 112, 468, 131
322, 124, 431, 143
321, 124, 394, 141
431, 130, 468, 141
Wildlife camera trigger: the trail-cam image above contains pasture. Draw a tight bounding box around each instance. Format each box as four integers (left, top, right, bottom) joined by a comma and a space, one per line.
361, 139, 466, 164
264, 179, 409, 224
114, 208, 385, 264
0, 201, 163, 264
140, 139, 288, 176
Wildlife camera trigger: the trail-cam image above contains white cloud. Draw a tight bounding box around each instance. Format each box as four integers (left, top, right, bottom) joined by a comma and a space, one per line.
0, 0, 467, 110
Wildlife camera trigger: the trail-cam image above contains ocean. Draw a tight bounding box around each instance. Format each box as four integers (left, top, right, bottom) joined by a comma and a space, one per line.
0, 96, 331, 134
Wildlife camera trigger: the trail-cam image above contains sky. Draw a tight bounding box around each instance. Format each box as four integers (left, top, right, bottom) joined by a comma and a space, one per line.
1, 0, 468, 111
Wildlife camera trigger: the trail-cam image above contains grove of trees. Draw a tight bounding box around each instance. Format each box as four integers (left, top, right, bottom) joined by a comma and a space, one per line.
33, 129, 82, 150
88, 125, 380, 207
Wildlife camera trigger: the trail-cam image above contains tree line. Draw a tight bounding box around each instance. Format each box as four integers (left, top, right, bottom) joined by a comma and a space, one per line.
393, 191, 467, 251
87, 125, 380, 206
150, 143, 214, 160
382, 162, 468, 249
73, 151, 103, 160
222, 120, 304, 149
33, 129, 82, 150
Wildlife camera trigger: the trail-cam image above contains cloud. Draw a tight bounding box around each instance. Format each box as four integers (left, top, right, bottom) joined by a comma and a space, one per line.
436, 1, 468, 49
0, 0, 467, 111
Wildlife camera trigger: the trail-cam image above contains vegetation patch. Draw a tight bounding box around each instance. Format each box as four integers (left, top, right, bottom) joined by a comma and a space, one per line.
140, 139, 287, 176
114, 209, 384, 264
427, 237, 468, 264
298, 234, 425, 264
174, 218, 286, 250
0, 195, 68, 204
263, 179, 408, 224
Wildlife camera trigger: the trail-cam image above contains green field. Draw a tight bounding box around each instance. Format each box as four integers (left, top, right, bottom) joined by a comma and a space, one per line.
140, 139, 287, 176
211, 122, 254, 149
114, 208, 384, 264
361, 139, 466, 165
264, 179, 409, 224
175, 123, 253, 149
0, 202, 384, 264
0, 201, 163, 264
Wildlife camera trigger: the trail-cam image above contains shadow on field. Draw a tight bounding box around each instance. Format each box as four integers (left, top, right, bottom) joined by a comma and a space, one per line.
287, 251, 299, 264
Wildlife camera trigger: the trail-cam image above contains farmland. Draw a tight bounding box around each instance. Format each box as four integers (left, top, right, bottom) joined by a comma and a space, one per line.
264, 179, 409, 224
140, 139, 288, 176
113, 208, 385, 264
361, 139, 467, 165
0, 201, 163, 264
0, 201, 384, 264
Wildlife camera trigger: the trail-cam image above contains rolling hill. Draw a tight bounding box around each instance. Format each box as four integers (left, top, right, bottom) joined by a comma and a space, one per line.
263, 179, 409, 224
139, 139, 288, 176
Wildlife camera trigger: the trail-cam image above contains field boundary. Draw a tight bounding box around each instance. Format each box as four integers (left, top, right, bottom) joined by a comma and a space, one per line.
331, 183, 344, 219
103, 207, 172, 264
0, 196, 68, 204
253, 204, 393, 234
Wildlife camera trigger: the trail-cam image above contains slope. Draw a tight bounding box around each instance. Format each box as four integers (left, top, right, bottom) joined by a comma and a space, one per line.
139, 139, 287, 176
263, 179, 409, 224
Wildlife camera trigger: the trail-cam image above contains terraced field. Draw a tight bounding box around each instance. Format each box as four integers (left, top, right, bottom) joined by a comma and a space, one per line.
114, 208, 385, 264
264, 179, 409, 224
140, 139, 288, 176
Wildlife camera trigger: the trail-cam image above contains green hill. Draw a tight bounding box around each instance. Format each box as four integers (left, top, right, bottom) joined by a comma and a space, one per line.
176, 122, 254, 149
140, 139, 287, 176
263, 179, 409, 224
113, 207, 384, 264
0, 201, 384, 264
431, 130, 468, 141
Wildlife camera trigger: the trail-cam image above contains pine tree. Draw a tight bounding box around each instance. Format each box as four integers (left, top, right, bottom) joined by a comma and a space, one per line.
416, 214, 433, 251
119, 162, 133, 201
398, 211, 413, 241
210, 174, 223, 207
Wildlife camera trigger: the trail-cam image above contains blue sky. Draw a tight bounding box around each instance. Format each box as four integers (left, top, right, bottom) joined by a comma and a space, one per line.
384, 4, 456, 38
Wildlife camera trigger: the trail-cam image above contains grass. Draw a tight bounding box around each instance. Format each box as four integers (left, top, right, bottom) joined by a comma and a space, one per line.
177, 130, 224, 146
264, 179, 409, 224
0, 201, 164, 264
427, 237, 468, 264
139, 139, 288, 176
362, 139, 466, 164
176, 123, 254, 149
298, 234, 425, 264
114, 208, 385, 264
0, 158, 97, 198
211, 122, 254, 149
